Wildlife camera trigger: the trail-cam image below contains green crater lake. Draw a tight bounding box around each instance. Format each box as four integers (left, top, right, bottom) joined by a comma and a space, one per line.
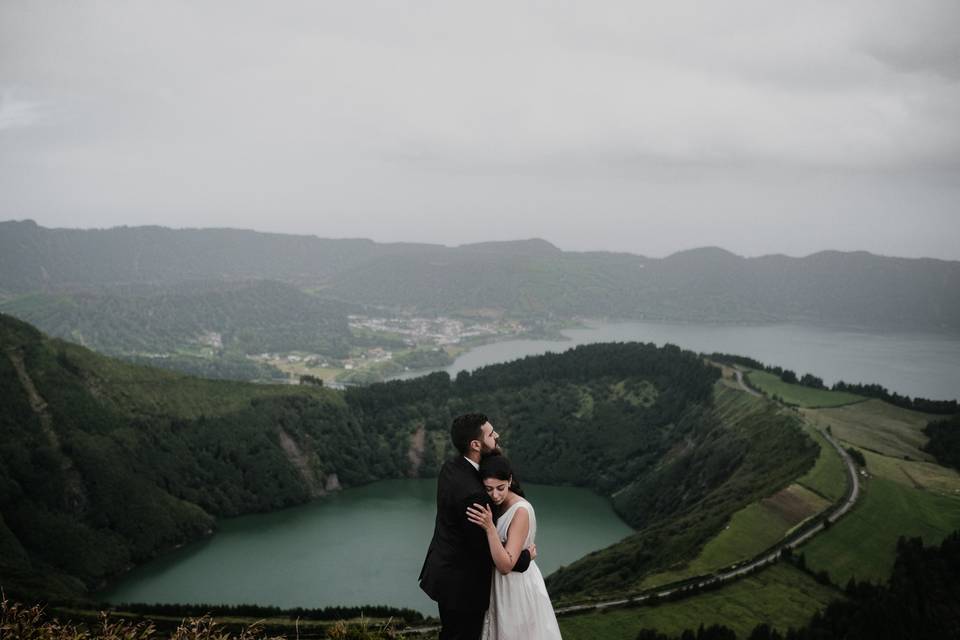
99, 479, 632, 614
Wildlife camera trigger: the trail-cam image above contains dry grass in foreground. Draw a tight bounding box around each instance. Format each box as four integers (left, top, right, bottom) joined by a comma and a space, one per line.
0, 596, 400, 640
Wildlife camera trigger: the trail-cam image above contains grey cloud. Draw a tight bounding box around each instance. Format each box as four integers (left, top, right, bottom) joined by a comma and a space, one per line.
0, 92, 47, 131
0, 1, 958, 260
865, 41, 960, 81
858, 0, 960, 80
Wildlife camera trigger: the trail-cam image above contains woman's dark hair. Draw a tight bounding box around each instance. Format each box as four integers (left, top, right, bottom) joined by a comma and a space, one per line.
479, 455, 525, 498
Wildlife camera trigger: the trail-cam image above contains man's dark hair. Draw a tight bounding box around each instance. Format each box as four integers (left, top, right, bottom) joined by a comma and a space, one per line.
451, 413, 489, 456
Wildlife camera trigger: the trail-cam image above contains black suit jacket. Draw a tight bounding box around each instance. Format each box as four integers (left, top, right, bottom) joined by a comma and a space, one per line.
419, 456, 529, 611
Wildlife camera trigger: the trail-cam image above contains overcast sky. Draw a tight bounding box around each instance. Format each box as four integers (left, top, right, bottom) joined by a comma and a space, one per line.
1, 1, 958, 259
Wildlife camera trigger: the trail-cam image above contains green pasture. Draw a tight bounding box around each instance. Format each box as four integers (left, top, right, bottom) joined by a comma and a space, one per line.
711, 383, 766, 425
859, 448, 960, 496
795, 426, 848, 502
646, 497, 789, 586
560, 563, 841, 640
745, 370, 863, 408
806, 399, 937, 461
642, 406, 845, 590
643, 484, 830, 588
57, 341, 335, 419
801, 476, 960, 585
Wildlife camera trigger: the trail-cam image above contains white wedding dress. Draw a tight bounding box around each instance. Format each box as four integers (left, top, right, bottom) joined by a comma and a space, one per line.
482, 499, 563, 640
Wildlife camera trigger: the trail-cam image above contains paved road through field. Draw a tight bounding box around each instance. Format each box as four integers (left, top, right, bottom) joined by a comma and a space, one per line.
554, 387, 861, 615
734, 368, 762, 397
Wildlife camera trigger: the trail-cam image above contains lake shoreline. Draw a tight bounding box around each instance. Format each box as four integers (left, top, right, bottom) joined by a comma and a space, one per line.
96, 479, 633, 615
389, 318, 960, 401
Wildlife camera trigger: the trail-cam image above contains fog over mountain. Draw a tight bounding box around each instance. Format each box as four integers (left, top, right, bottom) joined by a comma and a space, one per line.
3, 220, 959, 332
1, 1, 959, 259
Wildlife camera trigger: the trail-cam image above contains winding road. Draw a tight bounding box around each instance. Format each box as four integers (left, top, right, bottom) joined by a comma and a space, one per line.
733, 368, 762, 397
555, 371, 861, 615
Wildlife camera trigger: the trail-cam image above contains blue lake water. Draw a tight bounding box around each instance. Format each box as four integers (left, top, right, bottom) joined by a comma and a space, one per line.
395, 320, 959, 401
99, 480, 633, 614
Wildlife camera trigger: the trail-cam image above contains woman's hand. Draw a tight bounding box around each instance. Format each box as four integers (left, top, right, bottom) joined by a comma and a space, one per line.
466, 503, 495, 532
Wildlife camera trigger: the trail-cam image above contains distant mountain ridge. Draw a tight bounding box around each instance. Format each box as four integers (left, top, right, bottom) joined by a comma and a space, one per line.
2, 219, 958, 330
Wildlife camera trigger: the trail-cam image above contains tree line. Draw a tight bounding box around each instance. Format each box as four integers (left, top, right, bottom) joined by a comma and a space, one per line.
709, 352, 958, 414
924, 413, 960, 471
99, 600, 425, 624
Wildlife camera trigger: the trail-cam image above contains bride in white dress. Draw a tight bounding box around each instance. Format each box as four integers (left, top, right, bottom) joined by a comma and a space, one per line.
466, 456, 563, 640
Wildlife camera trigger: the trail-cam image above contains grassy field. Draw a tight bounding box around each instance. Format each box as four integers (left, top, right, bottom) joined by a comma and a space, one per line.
745, 370, 863, 408
560, 563, 841, 640
796, 397, 960, 586
801, 475, 960, 585
64, 340, 336, 419
711, 382, 767, 424
804, 400, 937, 461
563, 385, 958, 639
795, 426, 848, 502
859, 448, 960, 495
635, 379, 845, 590
642, 484, 830, 588
803, 397, 959, 496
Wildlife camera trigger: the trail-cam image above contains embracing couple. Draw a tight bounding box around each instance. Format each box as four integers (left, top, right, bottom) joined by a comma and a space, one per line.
419, 413, 562, 640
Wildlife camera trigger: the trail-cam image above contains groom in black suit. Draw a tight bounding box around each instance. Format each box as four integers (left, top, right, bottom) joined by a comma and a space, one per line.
419, 413, 534, 640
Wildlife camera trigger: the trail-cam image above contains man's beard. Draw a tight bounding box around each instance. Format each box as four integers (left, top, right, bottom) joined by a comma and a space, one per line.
480, 441, 502, 458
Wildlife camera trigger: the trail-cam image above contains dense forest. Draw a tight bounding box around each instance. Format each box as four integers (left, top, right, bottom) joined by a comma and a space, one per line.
924, 414, 960, 470
0, 312, 399, 601
120, 352, 288, 382
1, 280, 356, 359
0, 312, 817, 607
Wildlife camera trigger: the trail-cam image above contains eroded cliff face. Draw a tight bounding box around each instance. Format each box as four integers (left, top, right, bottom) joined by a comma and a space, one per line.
6, 348, 90, 515
406, 424, 426, 478
276, 426, 325, 498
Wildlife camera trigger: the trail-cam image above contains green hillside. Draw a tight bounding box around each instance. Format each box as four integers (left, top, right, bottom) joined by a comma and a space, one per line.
745, 370, 864, 408
559, 563, 842, 639
0, 314, 388, 600
798, 399, 960, 585
8, 313, 799, 605
656, 373, 960, 595
557, 373, 960, 637
1, 280, 355, 359
560, 528, 960, 640
545, 384, 818, 599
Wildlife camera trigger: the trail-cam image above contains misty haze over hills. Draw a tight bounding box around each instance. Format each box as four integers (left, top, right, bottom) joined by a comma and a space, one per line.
2, 219, 959, 332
